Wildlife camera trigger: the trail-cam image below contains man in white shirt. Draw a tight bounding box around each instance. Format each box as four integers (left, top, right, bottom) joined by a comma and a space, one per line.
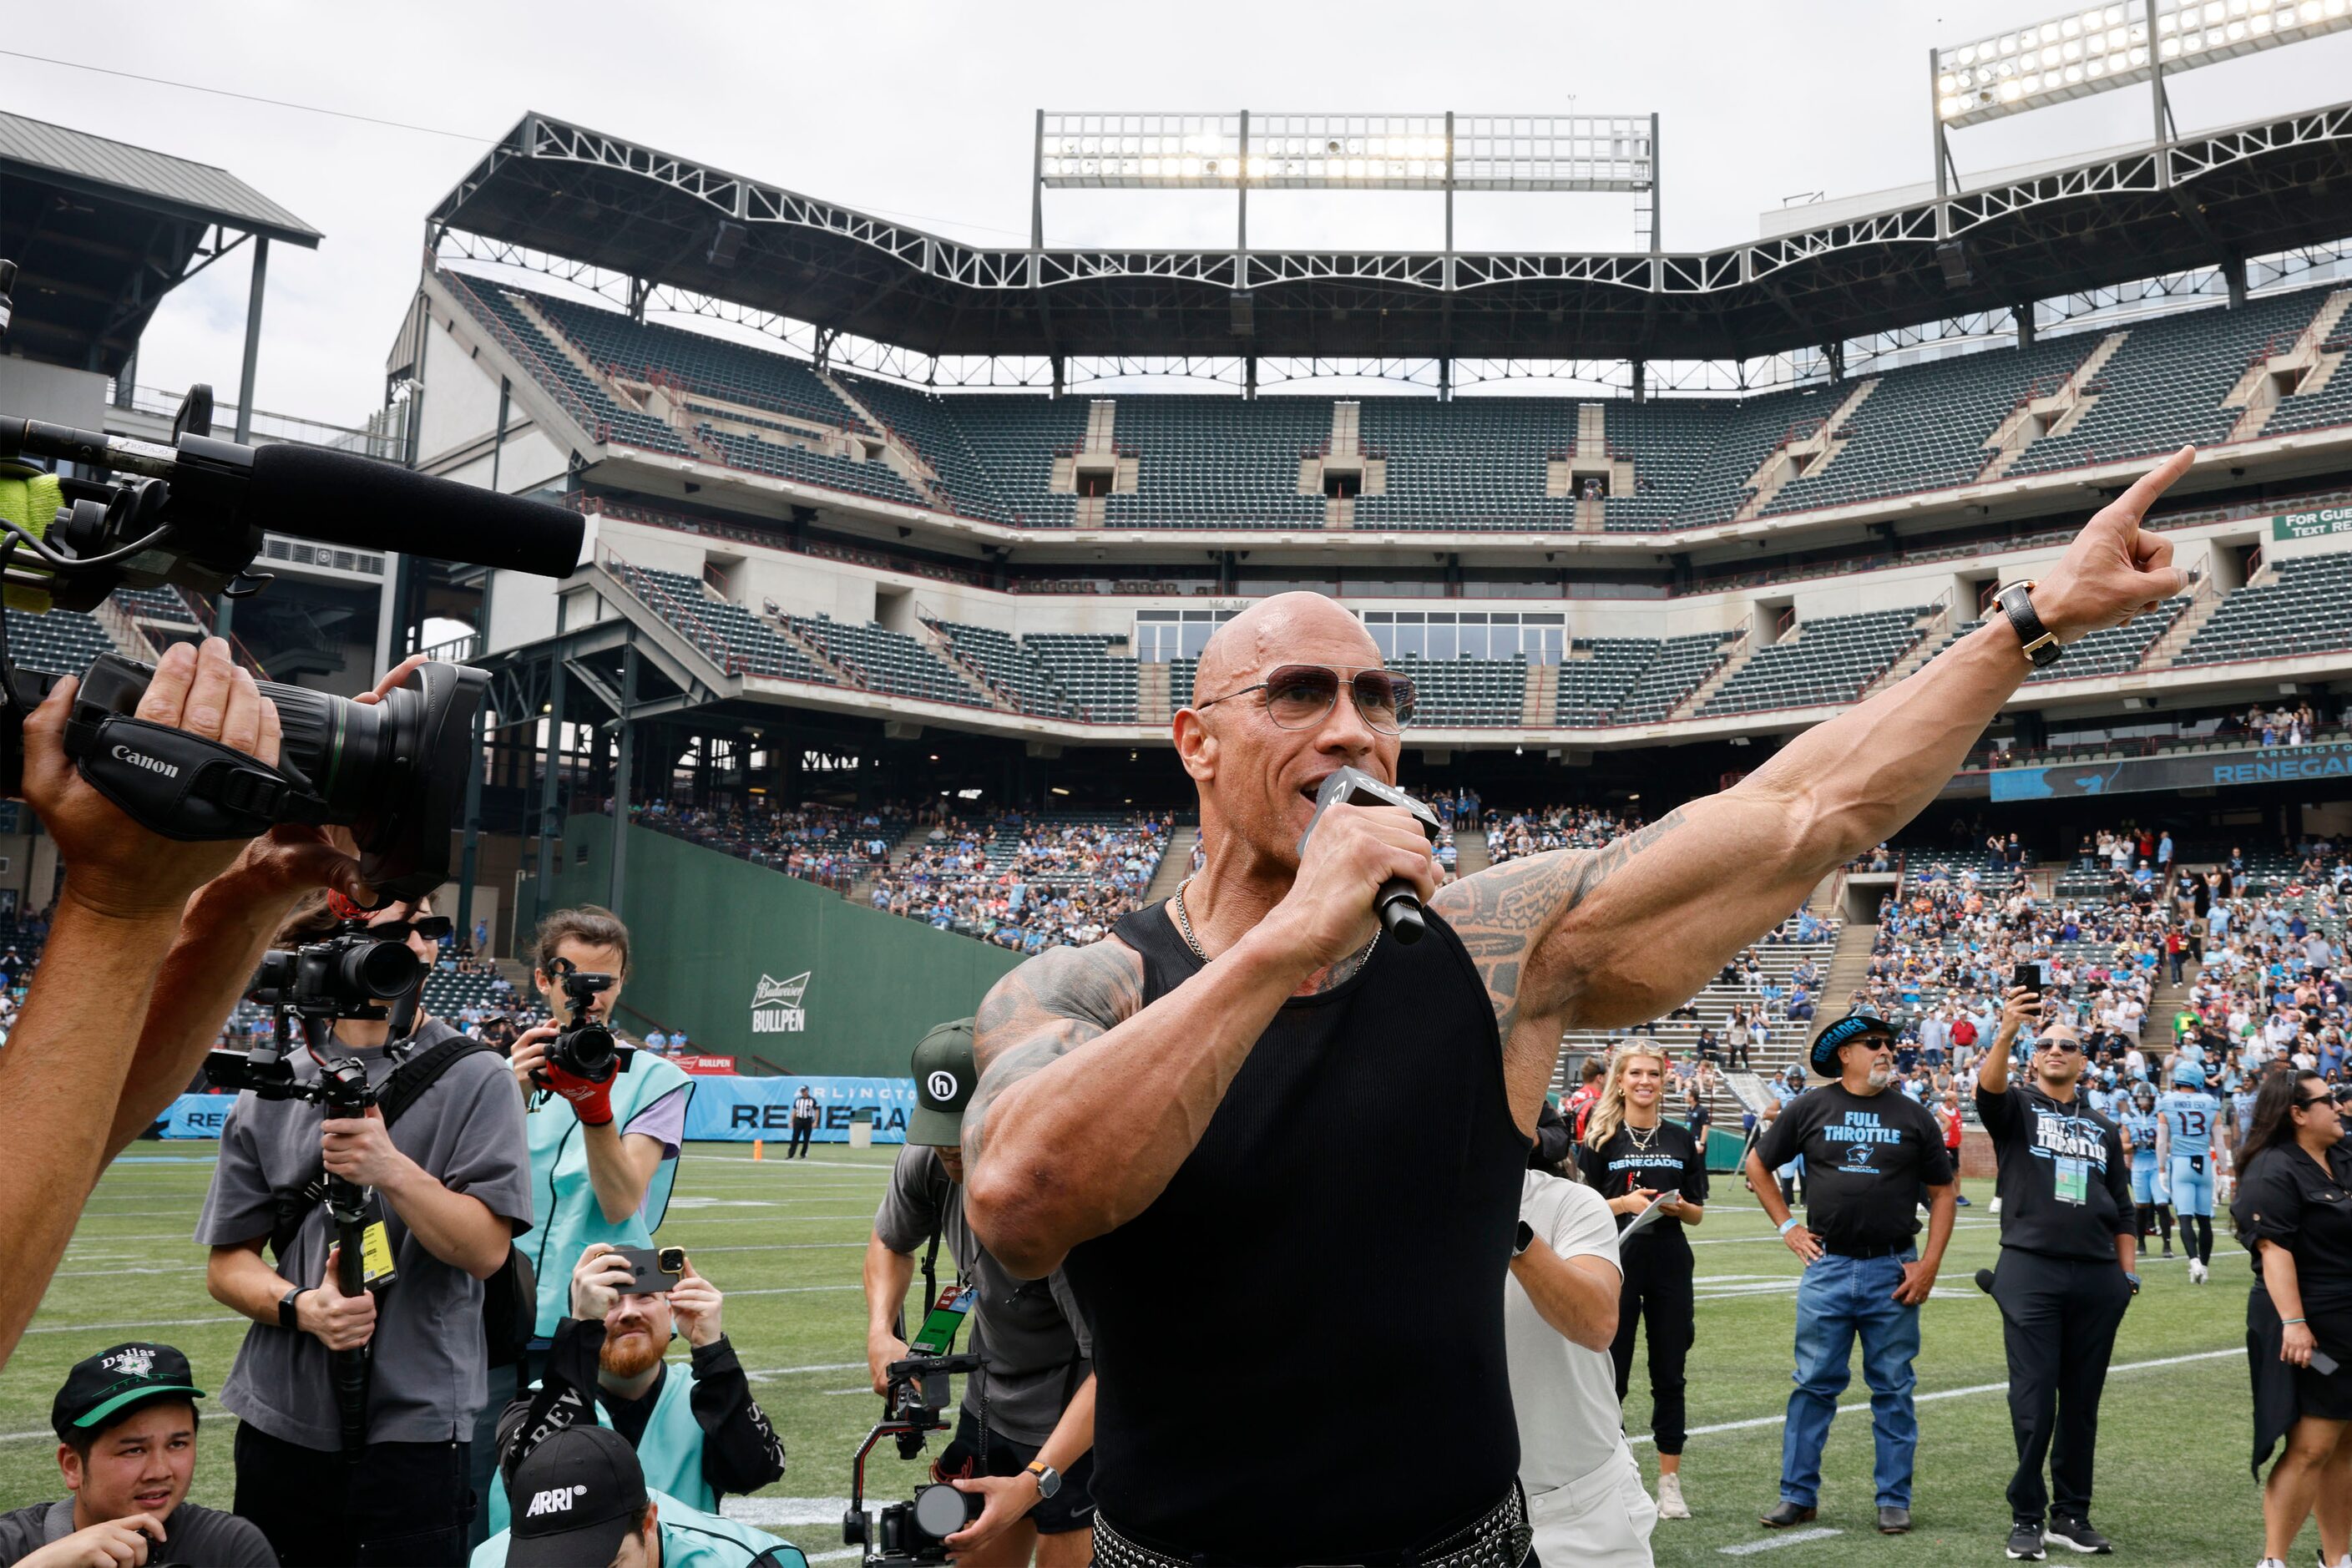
1506, 1169, 1656, 1565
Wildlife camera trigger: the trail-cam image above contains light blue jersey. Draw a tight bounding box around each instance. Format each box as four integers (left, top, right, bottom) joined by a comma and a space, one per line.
2121, 1110, 2161, 1165
2157, 1090, 2221, 1158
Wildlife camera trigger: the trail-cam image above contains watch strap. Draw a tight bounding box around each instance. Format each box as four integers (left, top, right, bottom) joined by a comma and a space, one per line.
1025, 1459, 1061, 1499
278, 1286, 306, 1332
1997, 582, 2063, 668
1512, 1219, 1535, 1257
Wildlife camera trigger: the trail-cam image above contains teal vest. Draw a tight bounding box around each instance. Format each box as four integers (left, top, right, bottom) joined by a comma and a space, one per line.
487, 1359, 713, 1535
527, 1052, 695, 1336
471, 1489, 806, 1568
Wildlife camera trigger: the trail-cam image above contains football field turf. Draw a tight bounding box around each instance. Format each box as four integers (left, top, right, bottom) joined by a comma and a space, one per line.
3, 1146, 2306, 1565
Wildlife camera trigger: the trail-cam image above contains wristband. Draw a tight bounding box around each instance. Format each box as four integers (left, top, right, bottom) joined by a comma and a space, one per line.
2284, 1317, 2308, 1326
1778, 1216, 1800, 1236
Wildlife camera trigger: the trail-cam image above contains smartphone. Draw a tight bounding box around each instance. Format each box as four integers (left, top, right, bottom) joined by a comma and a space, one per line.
2012, 961, 2044, 996
2314, 1349, 2343, 1378
609, 1245, 684, 1296
908, 1282, 976, 1355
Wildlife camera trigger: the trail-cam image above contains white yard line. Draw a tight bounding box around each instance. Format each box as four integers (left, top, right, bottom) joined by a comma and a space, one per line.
1719, 1526, 1844, 1555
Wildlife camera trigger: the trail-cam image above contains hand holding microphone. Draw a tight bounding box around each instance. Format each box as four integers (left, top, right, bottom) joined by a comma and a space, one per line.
1286, 766, 1444, 959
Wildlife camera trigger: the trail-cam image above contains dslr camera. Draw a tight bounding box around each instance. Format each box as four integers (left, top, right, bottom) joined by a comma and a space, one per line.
203, 909, 447, 1101
540, 956, 632, 1085
842, 1353, 988, 1566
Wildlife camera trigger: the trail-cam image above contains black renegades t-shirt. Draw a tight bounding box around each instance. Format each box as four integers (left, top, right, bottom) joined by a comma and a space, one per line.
1977, 1082, 2135, 1262
1753, 1085, 1955, 1252
1578, 1122, 1709, 1254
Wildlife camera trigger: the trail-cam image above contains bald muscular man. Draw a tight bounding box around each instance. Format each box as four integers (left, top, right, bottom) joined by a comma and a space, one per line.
961, 448, 2199, 1568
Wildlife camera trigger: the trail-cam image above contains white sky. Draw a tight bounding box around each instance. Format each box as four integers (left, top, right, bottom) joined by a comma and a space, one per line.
12, 0, 2352, 428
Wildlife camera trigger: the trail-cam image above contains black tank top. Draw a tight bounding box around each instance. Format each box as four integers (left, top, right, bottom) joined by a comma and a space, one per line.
1061, 900, 1527, 1562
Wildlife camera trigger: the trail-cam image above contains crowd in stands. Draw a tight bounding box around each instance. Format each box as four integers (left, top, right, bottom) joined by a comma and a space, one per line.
633, 797, 902, 893
867, 812, 1172, 953
1487, 802, 1639, 865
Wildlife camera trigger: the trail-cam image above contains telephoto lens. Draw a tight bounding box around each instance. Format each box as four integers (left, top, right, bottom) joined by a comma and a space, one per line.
71, 653, 488, 898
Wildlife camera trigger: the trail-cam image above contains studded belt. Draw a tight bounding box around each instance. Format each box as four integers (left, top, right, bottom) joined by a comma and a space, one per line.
1090, 1486, 1530, 1568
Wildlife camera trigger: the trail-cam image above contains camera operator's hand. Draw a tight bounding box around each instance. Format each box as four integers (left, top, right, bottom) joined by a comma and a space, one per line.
509, 1023, 558, 1098
297, 1245, 377, 1351
320, 1105, 412, 1190
539, 1056, 616, 1126
1607, 1186, 1660, 1217
570, 1242, 635, 1323
943, 1473, 1040, 1557
669, 1259, 725, 1347
1270, 802, 1438, 969
867, 1327, 911, 1396
16, 1512, 167, 1568
20, 638, 280, 919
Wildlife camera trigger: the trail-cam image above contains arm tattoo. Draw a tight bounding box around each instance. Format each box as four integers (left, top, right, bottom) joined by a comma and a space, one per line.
964, 940, 1144, 1166
1434, 808, 1690, 1035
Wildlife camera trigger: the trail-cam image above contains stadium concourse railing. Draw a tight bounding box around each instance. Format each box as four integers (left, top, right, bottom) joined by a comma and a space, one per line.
595, 546, 747, 677
565, 494, 986, 587
1963, 718, 2352, 775
440, 269, 614, 446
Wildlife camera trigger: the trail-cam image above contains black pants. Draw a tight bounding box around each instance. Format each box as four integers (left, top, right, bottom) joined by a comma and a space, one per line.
234, 1421, 472, 1567
1990, 1247, 2133, 1525
788, 1120, 815, 1157
1610, 1237, 1695, 1454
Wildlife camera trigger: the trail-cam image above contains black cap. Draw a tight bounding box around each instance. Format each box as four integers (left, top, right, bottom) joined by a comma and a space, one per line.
506, 1426, 649, 1567
52, 1343, 205, 1440
1808, 1011, 1896, 1078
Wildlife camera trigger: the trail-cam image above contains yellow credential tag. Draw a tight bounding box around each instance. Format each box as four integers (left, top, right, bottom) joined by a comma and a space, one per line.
360, 1221, 397, 1287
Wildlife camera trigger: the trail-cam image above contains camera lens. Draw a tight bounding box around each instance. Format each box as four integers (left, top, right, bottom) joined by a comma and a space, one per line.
551, 1021, 616, 1080
262, 664, 489, 900
909, 1484, 974, 1541
331, 935, 422, 1001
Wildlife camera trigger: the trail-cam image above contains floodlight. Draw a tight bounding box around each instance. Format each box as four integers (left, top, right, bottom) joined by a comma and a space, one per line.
1937, 0, 2352, 126
1037, 112, 1654, 192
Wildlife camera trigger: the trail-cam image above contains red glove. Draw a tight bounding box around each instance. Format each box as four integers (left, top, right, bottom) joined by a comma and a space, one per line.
539, 1060, 615, 1126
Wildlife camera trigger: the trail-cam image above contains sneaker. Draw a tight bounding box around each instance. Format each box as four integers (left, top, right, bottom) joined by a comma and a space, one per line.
2162, 1242, 2175, 1258
2008, 1520, 2048, 1560
1657, 1472, 1692, 1520
2190, 1258, 2209, 1285
2046, 1515, 2113, 1554
1956, 1193, 1974, 1206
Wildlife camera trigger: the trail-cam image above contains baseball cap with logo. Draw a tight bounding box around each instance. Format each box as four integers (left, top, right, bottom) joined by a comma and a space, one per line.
506, 1425, 649, 1568
51, 1343, 205, 1440
908, 1018, 977, 1147
1808, 1011, 1897, 1078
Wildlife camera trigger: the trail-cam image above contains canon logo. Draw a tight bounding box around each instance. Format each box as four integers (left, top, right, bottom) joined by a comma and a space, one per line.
110, 744, 180, 780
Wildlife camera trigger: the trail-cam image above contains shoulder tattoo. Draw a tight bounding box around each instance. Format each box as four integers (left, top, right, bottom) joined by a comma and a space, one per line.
964, 940, 1145, 1160
1434, 807, 1690, 1031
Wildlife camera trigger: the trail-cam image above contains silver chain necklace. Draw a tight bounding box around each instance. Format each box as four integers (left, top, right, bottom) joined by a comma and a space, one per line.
1626, 1119, 1662, 1154
1172, 877, 1381, 970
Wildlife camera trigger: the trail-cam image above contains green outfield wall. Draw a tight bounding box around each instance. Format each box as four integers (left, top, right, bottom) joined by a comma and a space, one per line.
543, 814, 1023, 1077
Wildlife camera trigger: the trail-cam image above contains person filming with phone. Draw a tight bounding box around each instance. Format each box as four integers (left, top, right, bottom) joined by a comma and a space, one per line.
1974, 987, 2138, 1561
486, 1242, 784, 1537
865, 1021, 1096, 1565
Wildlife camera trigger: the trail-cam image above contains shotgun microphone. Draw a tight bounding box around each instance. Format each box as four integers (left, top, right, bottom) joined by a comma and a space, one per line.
1297, 766, 1445, 945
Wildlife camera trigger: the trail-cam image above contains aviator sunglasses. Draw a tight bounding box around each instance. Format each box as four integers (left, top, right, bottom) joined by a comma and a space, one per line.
1192, 664, 1417, 735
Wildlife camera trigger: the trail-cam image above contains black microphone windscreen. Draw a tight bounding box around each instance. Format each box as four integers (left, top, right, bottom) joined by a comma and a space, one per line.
246, 443, 584, 578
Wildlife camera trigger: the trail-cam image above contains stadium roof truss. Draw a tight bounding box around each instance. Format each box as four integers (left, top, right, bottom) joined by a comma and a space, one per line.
427, 104, 2352, 391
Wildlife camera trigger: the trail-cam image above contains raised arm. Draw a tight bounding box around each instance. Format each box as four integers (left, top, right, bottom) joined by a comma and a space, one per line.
1436, 448, 2193, 1050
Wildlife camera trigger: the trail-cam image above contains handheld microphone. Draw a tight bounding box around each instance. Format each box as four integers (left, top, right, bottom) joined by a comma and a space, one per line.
1297, 766, 1444, 945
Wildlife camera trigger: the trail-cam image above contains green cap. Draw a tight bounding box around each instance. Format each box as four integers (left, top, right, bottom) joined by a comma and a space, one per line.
908, 1018, 978, 1147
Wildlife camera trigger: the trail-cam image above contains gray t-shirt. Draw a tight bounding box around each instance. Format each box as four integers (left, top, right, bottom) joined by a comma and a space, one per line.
195, 1020, 534, 1449
873, 1145, 1090, 1446
0, 1499, 275, 1567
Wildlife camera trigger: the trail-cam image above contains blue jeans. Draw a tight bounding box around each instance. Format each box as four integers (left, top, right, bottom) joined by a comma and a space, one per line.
1780, 1250, 1922, 1510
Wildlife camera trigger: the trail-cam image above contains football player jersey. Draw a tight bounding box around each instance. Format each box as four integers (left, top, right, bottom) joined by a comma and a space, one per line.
2157, 1090, 2221, 1157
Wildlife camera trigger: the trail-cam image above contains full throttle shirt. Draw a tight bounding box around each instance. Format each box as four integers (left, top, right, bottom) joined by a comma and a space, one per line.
1978, 1083, 2136, 1261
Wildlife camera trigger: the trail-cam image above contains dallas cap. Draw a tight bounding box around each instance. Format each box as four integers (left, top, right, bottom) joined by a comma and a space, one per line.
908, 1018, 977, 1148
506, 1425, 649, 1568
51, 1343, 205, 1441
1808, 1010, 1896, 1078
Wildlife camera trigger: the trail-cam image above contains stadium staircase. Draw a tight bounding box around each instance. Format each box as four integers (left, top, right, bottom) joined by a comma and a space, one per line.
1733, 378, 1878, 521
1137, 661, 1173, 725
1519, 662, 1558, 726
1453, 830, 1491, 878
1980, 331, 2128, 481
89, 593, 164, 664
2223, 288, 2352, 443
818, 371, 949, 507
911, 618, 1018, 711
2142, 575, 2230, 670
1819, 918, 1876, 1018
1145, 827, 1196, 904
1664, 630, 1753, 722
2140, 967, 2198, 1048
854, 819, 938, 904
1859, 596, 1956, 697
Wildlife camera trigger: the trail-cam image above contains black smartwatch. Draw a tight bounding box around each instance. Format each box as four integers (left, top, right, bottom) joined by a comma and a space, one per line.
1995, 581, 2062, 669
1512, 1220, 1535, 1258
278, 1286, 308, 1332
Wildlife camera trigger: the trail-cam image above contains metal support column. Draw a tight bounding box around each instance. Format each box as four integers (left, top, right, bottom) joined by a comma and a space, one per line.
607, 645, 636, 918
532, 654, 566, 930
1236, 109, 1250, 260
232, 237, 271, 444
1031, 109, 1047, 251
2147, 0, 2174, 185
1648, 111, 1662, 255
